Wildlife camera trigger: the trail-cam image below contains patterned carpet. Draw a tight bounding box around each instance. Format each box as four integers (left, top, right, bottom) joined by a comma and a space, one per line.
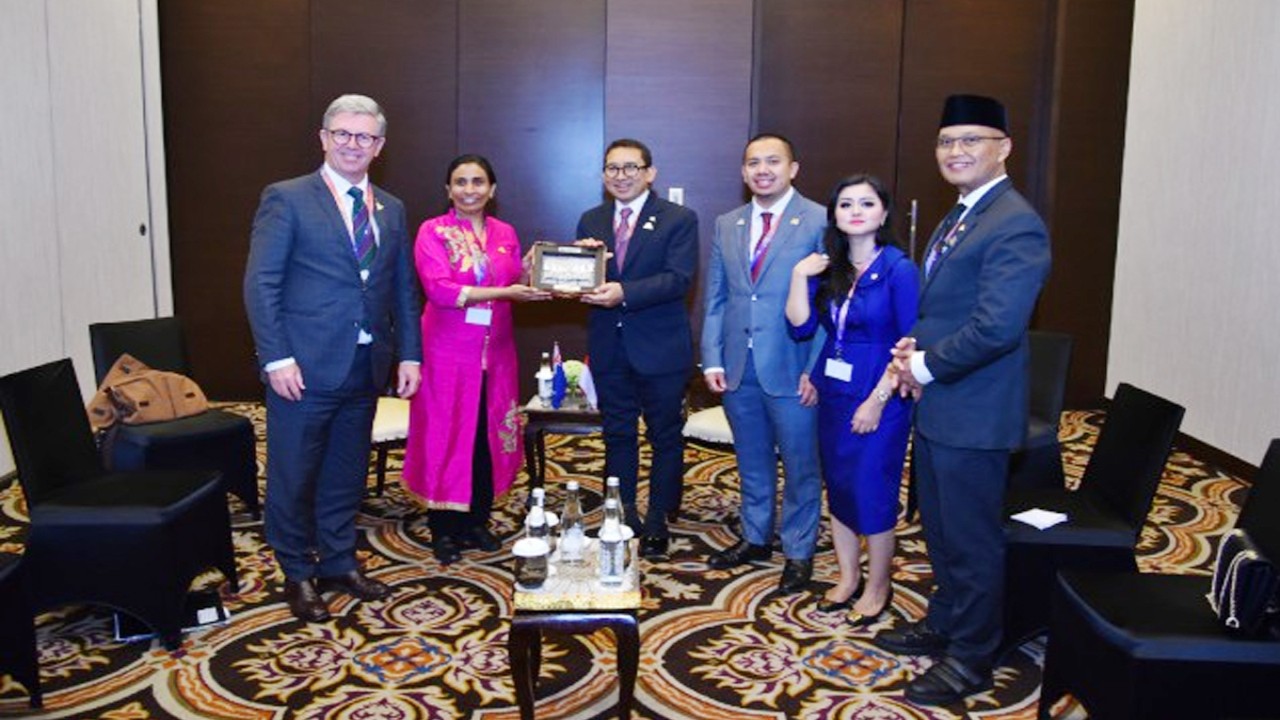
0, 404, 1252, 719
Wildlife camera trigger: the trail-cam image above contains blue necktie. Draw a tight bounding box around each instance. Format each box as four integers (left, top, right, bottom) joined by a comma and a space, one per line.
925, 203, 965, 276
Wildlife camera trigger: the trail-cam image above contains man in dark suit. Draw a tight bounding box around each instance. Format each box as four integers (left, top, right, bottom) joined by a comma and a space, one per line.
576, 138, 699, 560
244, 94, 422, 622
875, 95, 1051, 704
700, 133, 825, 594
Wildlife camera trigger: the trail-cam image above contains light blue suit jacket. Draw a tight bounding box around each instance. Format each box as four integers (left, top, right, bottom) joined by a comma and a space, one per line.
701, 193, 826, 396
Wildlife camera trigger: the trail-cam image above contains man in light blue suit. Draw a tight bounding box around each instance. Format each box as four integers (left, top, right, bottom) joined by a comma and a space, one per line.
701, 133, 825, 594
244, 94, 422, 623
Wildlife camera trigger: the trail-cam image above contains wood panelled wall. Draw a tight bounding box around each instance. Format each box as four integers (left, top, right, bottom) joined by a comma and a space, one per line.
160, 0, 1132, 406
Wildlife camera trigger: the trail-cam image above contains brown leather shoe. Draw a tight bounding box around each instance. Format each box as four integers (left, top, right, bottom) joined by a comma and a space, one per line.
316, 569, 391, 601
284, 579, 331, 622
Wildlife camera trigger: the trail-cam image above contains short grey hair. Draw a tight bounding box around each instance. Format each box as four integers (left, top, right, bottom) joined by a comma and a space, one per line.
322, 94, 387, 136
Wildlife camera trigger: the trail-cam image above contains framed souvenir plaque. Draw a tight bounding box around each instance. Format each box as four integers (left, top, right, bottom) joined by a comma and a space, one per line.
531, 242, 606, 293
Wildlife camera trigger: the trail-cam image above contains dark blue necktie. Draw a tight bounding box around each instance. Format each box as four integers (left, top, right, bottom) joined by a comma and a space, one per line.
925, 203, 965, 276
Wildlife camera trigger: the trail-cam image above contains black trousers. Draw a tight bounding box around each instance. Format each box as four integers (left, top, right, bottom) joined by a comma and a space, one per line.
429, 377, 494, 539
914, 433, 1010, 669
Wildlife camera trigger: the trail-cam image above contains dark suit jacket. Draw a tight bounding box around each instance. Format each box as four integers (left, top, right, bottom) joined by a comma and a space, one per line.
913, 179, 1051, 450
243, 170, 422, 391
577, 193, 699, 376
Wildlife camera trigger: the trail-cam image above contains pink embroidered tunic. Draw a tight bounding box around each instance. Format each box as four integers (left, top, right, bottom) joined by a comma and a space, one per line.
402, 209, 523, 509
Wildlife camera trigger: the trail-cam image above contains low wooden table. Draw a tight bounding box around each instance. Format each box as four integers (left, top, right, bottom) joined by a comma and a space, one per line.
521, 396, 603, 489
509, 540, 640, 720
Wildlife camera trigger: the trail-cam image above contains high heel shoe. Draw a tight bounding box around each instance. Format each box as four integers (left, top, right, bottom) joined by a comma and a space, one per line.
816, 582, 864, 613
847, 585, 895, 627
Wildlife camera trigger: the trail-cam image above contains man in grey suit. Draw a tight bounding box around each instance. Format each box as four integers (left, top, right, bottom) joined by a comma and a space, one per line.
875, 95, 1051, 705
701, 133, 825, 594
244, 94, 422, 623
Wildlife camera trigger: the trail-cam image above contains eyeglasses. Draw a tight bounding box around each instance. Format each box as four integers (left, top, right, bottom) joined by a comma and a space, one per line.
603, 163, 649, 179
936, 134, 1007, 150
326, 128, 381, 149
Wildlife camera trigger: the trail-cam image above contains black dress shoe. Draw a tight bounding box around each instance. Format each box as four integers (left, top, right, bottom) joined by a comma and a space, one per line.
872, 619, 949, 656
904, 656, 993, 706
777, 559, 813, 594
622, 504, 644, 536
708, 540, 771, 569
848, 585, 895, 627
640, 535, 669, 559
317, 569, 391, 601
457, 526, 502, 552
815, 578, 865, 612
816, 595, 853, 613
432, 535, 462, 565
284, 579, 331, 622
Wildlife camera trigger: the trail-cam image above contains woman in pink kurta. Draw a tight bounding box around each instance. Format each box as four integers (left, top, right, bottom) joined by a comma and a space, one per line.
402, 155, 549, 564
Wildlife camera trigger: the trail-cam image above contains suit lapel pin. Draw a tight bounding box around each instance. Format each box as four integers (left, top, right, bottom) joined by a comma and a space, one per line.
736, 218, 746, 226
642, 217, 655, 231
789, 217, 800, 226
870, 273, 879, 280
376, 202, 385, 211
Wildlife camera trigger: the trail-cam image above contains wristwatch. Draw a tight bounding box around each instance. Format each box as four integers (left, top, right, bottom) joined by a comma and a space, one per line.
875, 387, 891, 403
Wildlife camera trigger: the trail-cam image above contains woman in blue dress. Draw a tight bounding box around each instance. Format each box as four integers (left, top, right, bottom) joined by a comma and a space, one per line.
786, 174, 918, 624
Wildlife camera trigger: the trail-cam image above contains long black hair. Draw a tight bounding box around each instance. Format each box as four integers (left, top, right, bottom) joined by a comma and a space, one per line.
815, 174, 897, 311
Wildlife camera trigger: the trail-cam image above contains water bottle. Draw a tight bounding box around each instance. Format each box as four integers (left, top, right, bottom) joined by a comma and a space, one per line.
559, 480, 586, 566
536, 352, 553, 407
598, 498, 625, 586
526, 487, 549, 546
604, 476, 623, 515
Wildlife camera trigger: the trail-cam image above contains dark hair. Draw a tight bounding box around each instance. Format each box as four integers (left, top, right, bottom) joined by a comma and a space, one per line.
445, 154, 498, 185
444, 154, 498, 215
815, 174, 897, 310
605, 138, 653, 167
744, 132, 797, 162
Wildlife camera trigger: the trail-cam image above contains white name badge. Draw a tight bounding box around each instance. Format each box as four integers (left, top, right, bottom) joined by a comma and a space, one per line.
465, 307, 493, 326
824, 358, 853, 382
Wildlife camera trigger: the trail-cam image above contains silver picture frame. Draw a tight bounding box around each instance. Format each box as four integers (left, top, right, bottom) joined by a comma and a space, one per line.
531, 242, 606, 292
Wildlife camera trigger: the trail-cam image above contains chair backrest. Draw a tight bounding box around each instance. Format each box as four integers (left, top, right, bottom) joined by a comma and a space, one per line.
1028, 330, 1073, 425
1237, 438, 1280, 562
1079, 382, 1185, 530
89, 316, 189, 386
0, 359, 104, 506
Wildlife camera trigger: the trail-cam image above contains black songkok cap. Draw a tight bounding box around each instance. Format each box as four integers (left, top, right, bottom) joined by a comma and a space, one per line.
939, 94, 1009, 134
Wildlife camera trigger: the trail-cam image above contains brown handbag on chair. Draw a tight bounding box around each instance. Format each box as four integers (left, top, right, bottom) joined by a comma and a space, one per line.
87, 353, 209, 431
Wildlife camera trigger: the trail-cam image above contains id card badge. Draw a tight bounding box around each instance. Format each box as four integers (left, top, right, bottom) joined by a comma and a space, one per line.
824, 358, 853, 382
465, 307, 493, 326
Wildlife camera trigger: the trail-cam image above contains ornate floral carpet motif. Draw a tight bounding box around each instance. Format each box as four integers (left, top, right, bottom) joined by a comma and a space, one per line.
0, 405, 1252, 719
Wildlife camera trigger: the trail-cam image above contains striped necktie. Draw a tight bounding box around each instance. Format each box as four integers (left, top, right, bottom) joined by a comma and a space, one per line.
348, 186, 377, 272
614, 207, 634, 269
749, 211, 774, 282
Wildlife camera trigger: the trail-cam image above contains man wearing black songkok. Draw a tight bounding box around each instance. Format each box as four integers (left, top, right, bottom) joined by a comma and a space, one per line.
874, 94, 1051, 705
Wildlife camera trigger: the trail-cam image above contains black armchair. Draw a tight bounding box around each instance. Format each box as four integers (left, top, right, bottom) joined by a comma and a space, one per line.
0, 359, 237, 650
89, 317, 259, 516
0, 557, 40, 707
1039, 439, 1280, 720
1008, 330, 1073, 489
1002, 382, 1185, 647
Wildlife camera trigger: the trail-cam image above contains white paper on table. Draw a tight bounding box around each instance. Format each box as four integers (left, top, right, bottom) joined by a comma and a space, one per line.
1010, 507, 1069, 530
